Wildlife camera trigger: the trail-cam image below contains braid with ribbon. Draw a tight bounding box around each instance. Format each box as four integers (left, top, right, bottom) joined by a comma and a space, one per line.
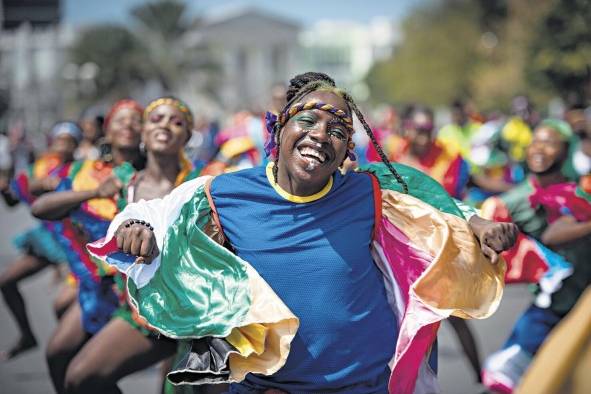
342, 92, 408, 194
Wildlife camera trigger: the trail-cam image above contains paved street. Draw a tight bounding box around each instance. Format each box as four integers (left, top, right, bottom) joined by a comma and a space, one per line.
0, 202, 532, 394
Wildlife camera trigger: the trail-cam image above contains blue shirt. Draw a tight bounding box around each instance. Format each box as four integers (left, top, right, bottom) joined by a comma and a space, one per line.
211, 165, 397, 393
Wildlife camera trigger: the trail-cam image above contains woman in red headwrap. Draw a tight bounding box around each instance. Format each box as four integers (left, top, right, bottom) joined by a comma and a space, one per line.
32, 99, 145, 393
35, 97, 216, 394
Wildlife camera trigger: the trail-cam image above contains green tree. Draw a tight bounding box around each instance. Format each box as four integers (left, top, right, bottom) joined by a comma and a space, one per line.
129, 0, 193, 91
366, 0, 587, 111
526, 0, 591, 104
69, 0, 219, 107
366, 1, 482, 107
69, 25, 150, 101
131, 0, 190, 41
129, 0, 221, 99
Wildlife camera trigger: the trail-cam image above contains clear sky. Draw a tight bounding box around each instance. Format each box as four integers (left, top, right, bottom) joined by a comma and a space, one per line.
63, 0, 423, 27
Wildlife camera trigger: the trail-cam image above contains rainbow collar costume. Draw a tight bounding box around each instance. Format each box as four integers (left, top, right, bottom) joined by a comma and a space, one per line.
387, 136, 470, 199
89, 162, 504, 393
52, 160, 135, 333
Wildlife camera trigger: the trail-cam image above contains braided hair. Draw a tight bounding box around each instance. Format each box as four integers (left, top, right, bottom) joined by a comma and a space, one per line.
274, 72, 408, 193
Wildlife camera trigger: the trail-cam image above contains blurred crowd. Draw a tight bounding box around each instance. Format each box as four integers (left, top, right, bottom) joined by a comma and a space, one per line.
5, 92, 591, 204
1, 80, 590, 394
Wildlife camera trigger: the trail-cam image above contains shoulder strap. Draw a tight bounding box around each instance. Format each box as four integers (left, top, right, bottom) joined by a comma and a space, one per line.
360, 171, 382, 240
204, 177, 227, 245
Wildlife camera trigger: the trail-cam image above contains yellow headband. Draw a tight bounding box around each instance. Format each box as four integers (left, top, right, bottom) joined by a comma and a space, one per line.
144, 98, 194, 129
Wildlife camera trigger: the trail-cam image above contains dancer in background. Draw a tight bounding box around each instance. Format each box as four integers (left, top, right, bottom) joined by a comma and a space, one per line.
62, 97, 211, 394
387, 105, 469, 199
202, 111, 263, 176
481, 120, 591, 393
75, 107, 104, 161
386, 105, 481, 382
0, 122, 82, 360
31, 99, 144, 393
437, 99, 481, 161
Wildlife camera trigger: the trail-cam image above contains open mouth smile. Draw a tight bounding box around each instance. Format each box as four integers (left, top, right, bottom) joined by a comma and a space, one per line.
153, 129, 172, 143
298, 145, 327, 164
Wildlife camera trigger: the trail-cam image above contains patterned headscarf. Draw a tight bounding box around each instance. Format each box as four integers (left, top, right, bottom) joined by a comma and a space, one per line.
264, 100, 355, 158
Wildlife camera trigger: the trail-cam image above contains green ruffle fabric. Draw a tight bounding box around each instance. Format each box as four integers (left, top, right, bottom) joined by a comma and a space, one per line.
126, 184, 252, 339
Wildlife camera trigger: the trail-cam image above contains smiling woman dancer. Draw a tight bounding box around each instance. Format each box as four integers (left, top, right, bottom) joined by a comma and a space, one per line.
61, 97, 209, 394
481, 120, 591, 393
90, 73, 517, 394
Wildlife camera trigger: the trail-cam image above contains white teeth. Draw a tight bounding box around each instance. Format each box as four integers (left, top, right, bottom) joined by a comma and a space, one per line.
299, 147, 326, 163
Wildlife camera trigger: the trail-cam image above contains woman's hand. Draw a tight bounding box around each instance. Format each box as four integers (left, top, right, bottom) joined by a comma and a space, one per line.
115, 219, 159, 264
28, 175, 61, 196
95, 175, 123, 199
469, 216, 518, 264
42, 176, 61, 191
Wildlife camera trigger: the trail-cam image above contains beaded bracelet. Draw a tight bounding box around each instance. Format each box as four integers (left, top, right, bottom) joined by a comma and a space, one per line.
125, 219, 154, 231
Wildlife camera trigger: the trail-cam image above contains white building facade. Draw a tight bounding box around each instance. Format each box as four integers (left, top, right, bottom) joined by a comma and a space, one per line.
298, 17, 400, 100
194, 6, 300, 112
0, 5, 400, 134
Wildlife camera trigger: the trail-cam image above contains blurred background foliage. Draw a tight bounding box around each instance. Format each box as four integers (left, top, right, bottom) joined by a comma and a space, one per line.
366, 0, 591, 111
69, 0, 217, 105
68, 0, 590, 111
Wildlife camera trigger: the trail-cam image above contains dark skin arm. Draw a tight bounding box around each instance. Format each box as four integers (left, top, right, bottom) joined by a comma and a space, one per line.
31, 175, 122, 220
468, 215, 519, 264
28, 176, 61, 196
541, 215, 591, 246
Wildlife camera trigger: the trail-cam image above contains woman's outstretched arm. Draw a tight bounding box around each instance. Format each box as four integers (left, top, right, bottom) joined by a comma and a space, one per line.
541, 215, 591, 246
31, 176, 122, 220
